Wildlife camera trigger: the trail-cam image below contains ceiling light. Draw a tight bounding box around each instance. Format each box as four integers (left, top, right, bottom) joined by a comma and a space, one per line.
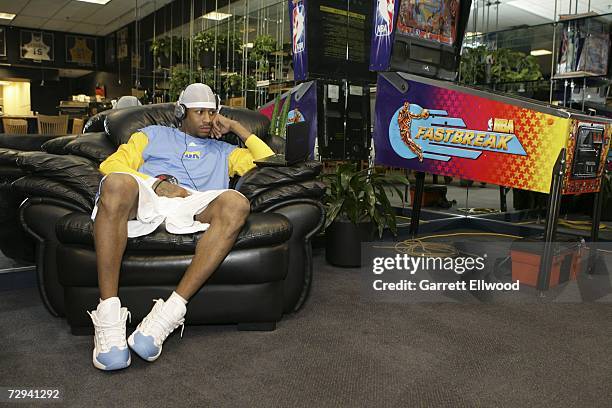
507, 0, 555, 20
530, 49, 552, 56
202, 11, 232, 21
0, 13, 16, 20
465, 32, 482, 37
76, 0, 112, 4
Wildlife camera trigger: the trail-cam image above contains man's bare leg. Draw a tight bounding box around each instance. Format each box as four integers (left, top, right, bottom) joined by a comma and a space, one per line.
128, 190, 249, 362
93, 173, 139, 300
175, 190, 250, 300
90, 173, 139, 371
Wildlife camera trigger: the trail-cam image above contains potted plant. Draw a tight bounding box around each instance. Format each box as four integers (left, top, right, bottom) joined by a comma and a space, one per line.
168, 65, 198, 101
151, 36, 187, 69
150, 36, 171, 69
193, 31, 217, 68
218, 32, 243, 57
250, 34, 277, 63
321, 163, 409, 267
221, 73, 245, 100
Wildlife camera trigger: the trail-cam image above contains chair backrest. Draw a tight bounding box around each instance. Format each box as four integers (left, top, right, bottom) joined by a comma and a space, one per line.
2, 118, 28, 134
37, 115, 69, 135
72, 118, 84, 135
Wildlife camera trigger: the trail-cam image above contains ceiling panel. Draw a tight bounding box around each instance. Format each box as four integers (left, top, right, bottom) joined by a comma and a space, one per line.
11, 15, 48, 28
82, 0, 134, 23
69, 22, 102, 35
42, 18, 77, 32
20, 0, 71, 18
0, 1, 27, 14
53, 2, 98, 21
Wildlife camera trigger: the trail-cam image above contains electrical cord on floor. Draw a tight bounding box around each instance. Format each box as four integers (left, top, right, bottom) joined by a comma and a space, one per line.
374, 232, 524, 258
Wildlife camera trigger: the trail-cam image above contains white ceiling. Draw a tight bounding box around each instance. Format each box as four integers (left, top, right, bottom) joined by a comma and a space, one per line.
0, 0, 610, 38
0, 0, 173, 36
468, 0, 612, 33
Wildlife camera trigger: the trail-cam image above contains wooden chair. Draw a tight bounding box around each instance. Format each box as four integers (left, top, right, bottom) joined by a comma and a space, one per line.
2, 118, 28, 134
37, 115, 69, 135
72, 118, 84, 135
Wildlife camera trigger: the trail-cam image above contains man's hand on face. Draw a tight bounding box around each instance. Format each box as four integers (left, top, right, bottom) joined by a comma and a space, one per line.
153, 180, 191, 198
210, 114, 235, 139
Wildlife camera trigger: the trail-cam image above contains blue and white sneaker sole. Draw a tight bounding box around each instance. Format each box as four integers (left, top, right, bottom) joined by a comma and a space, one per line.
128, 331, 162, 362
92, 347, 131, 371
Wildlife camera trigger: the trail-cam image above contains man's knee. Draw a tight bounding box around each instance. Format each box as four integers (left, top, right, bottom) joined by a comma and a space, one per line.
98, 174, 138, 213
216, 191, 250, 225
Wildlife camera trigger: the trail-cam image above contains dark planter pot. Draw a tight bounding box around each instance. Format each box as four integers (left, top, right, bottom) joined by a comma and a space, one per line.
325, 219, 374, 267
200, 51, 214, 69
156, 54, 170, 69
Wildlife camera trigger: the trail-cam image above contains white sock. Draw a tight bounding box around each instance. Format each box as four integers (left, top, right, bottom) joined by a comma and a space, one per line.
162, 292, 187, 319
169, 291, 188, 305
97, 297, 121, 321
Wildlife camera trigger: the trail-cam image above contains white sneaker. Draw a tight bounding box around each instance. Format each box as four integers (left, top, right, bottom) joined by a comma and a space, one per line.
128, 299, 185, 362
88, 299, 131, 371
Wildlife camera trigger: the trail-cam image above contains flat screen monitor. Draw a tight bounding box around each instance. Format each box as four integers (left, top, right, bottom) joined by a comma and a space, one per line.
387, 0, 470, 81
396, 0, 459, 46
306, 0, 374, 82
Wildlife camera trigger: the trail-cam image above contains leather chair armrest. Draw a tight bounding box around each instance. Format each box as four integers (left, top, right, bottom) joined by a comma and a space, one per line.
236, 160, 323, 199
0, 148, 20, 166
16, 151, 101, 204
13, 176, 94, 212
0, 133, 61, 151
249, 180, 325, 212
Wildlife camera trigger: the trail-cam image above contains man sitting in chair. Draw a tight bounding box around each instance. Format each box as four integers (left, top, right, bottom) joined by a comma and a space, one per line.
88, 83, 274, 371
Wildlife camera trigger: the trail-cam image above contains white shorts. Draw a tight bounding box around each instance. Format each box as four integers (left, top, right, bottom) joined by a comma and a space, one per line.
91, 172, 244, 238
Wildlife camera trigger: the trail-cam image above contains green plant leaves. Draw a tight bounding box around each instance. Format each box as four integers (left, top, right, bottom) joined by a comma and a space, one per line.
460, 46, 543, 85
320, 164, 409, 238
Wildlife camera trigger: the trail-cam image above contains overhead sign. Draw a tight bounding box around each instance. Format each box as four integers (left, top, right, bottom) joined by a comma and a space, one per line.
289, 0, 308, 81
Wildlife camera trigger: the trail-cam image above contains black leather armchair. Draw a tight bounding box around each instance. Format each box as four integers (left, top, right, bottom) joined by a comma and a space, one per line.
13, 104, 325, 334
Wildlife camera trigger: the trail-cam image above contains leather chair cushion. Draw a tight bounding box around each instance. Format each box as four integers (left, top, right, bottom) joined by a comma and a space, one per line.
17, 152, 101, 203
42, 135, 78, 155
104, 103, 179, 146
63, 132, 116, 163
56, 212, 292, 251
83, 110, 109, 134
236, 161, 323, 199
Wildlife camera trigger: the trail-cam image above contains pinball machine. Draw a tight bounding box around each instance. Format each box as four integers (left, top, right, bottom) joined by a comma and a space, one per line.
368, 0, 612, 290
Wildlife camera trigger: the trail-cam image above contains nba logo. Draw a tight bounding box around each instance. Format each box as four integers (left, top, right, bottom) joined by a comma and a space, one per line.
375, 0, 394, 37
292, 1, 305, 54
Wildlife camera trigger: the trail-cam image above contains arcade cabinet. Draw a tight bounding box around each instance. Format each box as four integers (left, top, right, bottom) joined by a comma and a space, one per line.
288, 0, 373, 161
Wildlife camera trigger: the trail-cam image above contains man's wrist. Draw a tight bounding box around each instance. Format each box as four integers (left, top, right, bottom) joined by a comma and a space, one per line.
228, 119, 239, 133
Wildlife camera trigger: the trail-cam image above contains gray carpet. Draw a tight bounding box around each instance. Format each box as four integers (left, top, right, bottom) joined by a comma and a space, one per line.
1, 249, 611, 407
